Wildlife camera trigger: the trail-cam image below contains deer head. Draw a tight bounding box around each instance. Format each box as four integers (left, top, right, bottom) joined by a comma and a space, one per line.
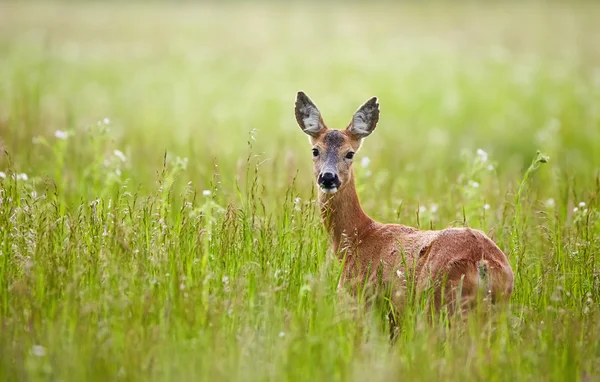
294, 91, 380, 194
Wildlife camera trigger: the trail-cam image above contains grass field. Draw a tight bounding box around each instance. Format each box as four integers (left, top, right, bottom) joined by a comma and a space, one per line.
1, 1, 600, 381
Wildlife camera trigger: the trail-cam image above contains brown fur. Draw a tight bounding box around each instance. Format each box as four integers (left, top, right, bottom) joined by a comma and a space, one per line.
295, 92, 514, 317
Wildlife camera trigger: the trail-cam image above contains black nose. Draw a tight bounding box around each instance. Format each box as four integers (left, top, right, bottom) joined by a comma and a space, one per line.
319, 172, 340, 189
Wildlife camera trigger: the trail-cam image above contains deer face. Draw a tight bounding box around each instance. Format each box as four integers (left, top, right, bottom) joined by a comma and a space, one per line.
294, 91, 379, 194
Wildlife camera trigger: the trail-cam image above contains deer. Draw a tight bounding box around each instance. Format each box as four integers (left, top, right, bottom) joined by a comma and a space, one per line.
294, 91, 514, 326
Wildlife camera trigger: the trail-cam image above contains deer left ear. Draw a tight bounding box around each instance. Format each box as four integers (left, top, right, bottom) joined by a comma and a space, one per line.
295, 91, 326, 137
348, 97, 379, 139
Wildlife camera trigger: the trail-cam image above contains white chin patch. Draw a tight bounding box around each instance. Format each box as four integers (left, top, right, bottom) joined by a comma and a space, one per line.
320, 186, 338, 194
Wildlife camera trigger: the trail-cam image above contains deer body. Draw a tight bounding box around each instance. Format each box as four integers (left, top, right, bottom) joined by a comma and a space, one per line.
295, 92, 514, 314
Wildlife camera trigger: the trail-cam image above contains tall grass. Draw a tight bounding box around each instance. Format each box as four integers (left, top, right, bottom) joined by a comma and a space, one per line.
1, 2, 600, 381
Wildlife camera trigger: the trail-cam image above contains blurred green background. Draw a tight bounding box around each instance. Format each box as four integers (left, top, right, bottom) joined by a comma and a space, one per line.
2, 1, 599, 207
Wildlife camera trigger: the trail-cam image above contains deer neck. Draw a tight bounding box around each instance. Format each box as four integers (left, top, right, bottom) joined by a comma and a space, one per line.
319, 169, 374, 253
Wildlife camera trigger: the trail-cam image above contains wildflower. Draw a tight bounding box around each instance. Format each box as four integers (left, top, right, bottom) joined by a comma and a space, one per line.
222, 276, 229, 284
103, 118, 111, 125
430, 204, 438, 213
483, 203, 490, 210
174, 157, 188, 170
578, 202, 586, 208
546, 198, 555, 207
476, 148, 488, 163
294, 197, 302, 211
202, 190, 212, 197
469, 180, 480, 188
0, 172, 5, 179
418, 206, 427, 214
31, 345, 46, 357
536, 152, 549, 164
361, 156, 371, 168
54, 130, 68, 140
17, 173, 28, 181
114, 150, 127, 162
115, 169, 122, 176
487, 164, 494, 171
573, 207, 579, 213
279, 331, 286, 338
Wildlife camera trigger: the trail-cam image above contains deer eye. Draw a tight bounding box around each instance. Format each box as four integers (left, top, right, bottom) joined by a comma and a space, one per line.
312, 148, 319, 157
345, 152, 355, 160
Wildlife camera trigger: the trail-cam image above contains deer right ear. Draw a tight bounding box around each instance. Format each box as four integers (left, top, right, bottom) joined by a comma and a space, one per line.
348, 96, 379, 139
295, 91, 325, 137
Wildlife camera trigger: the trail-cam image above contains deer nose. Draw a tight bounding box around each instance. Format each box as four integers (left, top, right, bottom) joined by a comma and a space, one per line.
318, 172, 340, 189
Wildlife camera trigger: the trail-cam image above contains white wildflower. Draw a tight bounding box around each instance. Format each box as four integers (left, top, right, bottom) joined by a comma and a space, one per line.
546, 198, 555, 207
418, 206, 426, 214
578, 202, 586, 208
0, 172, 5, 179
222, 276, 229, 284
54, 130, 68, 140
573, 207, 579, 213
430, 204, 438, 213
487, 164, 494, 171
115, 169, 122, 176
361, 156, 371, 168
114, 150, 127, 162
469, 180, 480, 188
17, 173, 28, 181
583, 209, 588, 214
202, 190, 212, 197
476, 148, 488, 163
31, 345, 46, 357
294, 197, 302, 211
483, 203, 490, 210
279, 331, 286, 338
103, 118, 111, 125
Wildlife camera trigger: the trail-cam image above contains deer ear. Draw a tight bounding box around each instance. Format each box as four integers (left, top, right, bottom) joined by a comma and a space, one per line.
348, 97, 379, 138
295, 91, 325, 137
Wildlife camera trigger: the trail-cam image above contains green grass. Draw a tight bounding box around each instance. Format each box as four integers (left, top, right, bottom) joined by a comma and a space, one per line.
1, 1, 600, 381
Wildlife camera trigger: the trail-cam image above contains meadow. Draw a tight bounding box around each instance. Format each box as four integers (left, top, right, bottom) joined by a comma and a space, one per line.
1, 1, 600, 381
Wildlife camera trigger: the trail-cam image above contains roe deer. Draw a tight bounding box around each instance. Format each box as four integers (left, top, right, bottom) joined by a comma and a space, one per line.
294, 91, 514, 319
